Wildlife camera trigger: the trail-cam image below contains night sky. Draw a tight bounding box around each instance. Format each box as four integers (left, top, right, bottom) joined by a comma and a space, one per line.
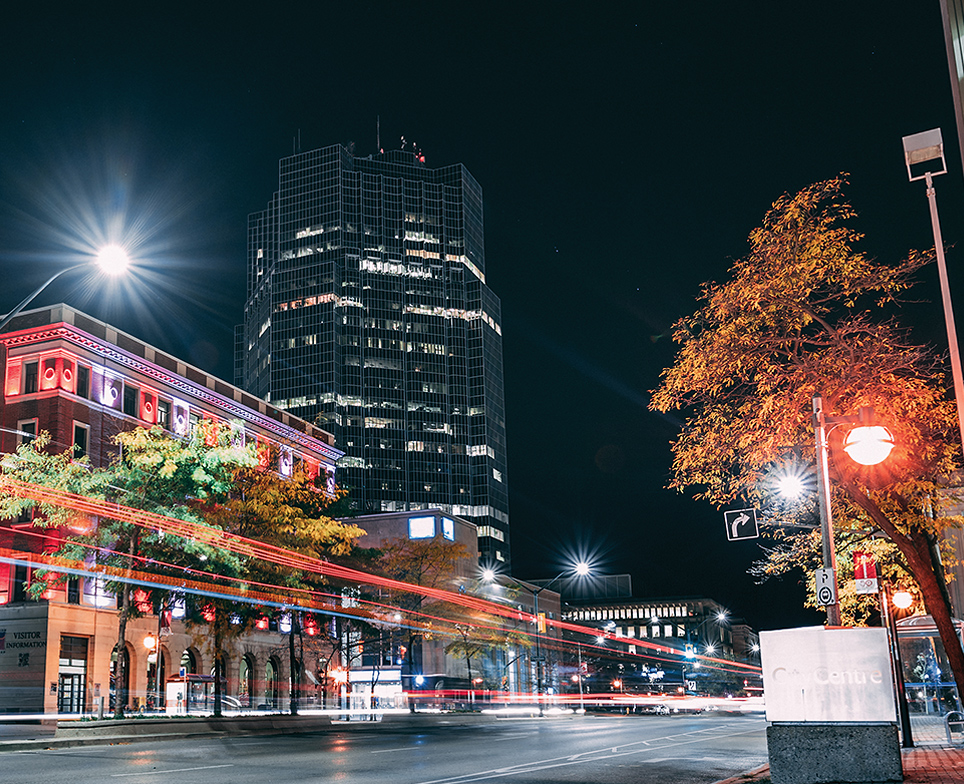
2, 4, 962, 633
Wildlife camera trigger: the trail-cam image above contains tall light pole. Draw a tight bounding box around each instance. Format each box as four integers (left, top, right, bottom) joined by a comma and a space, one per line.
531, 562, 590, 706
484, 561, 591, 712
813, 394, 895, 626
686, 608, 728, 654
902, 128, 964, 456
881, 582, 914, 747
576, 643, 584, 712
0, 245, 131, 333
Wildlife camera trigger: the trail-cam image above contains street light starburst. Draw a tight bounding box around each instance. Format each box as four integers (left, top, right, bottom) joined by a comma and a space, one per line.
767, 459, 816, 500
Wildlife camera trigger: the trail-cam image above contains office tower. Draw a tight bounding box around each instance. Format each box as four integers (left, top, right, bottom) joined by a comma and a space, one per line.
237, 144, 510, 566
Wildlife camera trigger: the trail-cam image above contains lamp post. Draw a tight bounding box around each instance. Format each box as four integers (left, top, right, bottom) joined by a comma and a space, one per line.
880, 582, 914, 747
0, 245, 131, 333
686, 608, 728, 656
576, 643, 584, 712
813, 394, 895, 626
143, 634, 158, 712
902, 128, 964, 457
485, 562, 591, 712
531, 563, 590, 707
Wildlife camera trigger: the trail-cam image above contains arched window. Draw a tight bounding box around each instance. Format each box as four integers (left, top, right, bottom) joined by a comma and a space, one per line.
181, 648, 197, 675
240, 655, 255, 708
265, 658, 280, 708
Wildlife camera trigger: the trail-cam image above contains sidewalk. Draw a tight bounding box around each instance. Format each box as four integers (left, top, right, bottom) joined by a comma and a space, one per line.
899, 715, 964, 783
715, 716, 964, 783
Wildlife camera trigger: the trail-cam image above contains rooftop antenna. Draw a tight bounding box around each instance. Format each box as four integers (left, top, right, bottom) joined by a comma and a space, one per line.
377, 115, 381, 153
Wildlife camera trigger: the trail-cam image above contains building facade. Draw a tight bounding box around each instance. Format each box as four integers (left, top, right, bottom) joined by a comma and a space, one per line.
235, 144, 510, 567
0, 304, 343, 715
562, 596, 737, 659
336, 509, 481, 707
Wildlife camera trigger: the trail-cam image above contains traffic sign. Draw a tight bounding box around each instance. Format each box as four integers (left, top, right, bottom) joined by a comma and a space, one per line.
815, 568, 837, 607
724, 508, 759, 541
853, 551, 879, 595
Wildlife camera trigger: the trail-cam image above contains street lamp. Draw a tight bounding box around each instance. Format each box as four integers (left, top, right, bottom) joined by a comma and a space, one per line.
881, 582, 914, 748
484, 561, 592, 711
685, 608, 728, 658
530, 563, 592, 707
902, 128, 964, 457
143, 634, 158, 712
893, 590, 915, 610
813, 394, 895, 626
0, 245, 131, 333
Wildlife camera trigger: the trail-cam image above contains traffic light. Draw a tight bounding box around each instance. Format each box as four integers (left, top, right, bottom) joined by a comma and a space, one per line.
684, 643, 695, 659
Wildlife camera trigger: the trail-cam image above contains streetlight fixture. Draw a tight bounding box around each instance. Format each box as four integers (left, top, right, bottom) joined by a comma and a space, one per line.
902, 128, 964, 456
813, 394, 895, 626
893, 590, 915, 610
484, 561, 592, 711
881, 582, 914, 748
685, 608, 728, 658
143, 634, 158, 712
0, 245, 131, 333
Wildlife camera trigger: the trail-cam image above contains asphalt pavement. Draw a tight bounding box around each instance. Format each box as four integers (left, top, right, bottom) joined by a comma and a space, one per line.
0, 712, 769, 784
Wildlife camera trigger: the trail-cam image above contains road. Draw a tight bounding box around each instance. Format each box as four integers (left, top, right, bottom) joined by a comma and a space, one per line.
1, 713, 768, 784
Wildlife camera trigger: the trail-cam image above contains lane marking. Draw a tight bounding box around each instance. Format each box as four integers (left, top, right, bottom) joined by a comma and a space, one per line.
412, 721, 768, 784
111, 764, 234, 777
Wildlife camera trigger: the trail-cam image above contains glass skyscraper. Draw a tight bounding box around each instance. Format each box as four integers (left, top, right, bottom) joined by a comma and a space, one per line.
236, 144, 510, 566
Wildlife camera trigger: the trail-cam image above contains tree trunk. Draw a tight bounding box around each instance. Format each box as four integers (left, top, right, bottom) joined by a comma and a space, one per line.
114, 588, 129, 719
907, 529, 964, 709
848, 486, 964, 707
407, 631, 417, 713
113, 533, 137, 719
213, 616, 223, 718
288, 613, 299, 715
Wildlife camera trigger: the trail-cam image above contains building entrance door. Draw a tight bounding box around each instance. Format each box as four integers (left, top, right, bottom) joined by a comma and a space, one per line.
57, 673, 84, 713
58, 636, 88, 713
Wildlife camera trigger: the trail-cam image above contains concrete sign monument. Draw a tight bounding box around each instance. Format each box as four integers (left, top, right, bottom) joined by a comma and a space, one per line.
760, 626, 902, 784
761, 626, 895, 722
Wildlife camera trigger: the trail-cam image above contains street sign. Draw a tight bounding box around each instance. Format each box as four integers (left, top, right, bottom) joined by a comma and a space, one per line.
854, 551, 879, 595
724, 508, 759, 541
815, 568, 836, 607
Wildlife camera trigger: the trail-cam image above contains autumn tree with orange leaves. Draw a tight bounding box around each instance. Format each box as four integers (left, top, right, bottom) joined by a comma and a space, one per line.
650, 177, 964, 701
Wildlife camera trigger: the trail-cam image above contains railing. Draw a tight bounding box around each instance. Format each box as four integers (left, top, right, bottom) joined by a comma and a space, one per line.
944, 710, 964, 744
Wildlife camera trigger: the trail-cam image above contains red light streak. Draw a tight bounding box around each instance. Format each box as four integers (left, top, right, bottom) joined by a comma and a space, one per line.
0, 477, 762, 674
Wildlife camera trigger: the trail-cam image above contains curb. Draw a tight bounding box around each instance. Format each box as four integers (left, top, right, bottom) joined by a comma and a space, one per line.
711, 763, 770, 784
0, 715, 335, 753
0, 712, 526, 752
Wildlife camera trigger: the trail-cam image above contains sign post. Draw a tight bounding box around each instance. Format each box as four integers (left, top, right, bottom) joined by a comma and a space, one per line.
815, 568, 836, 609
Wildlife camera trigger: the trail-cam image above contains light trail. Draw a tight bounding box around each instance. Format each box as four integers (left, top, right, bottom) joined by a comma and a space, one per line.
0, 476, 762, 675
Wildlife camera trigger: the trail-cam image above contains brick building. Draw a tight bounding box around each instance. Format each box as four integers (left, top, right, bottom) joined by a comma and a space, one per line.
0, 304, 342, 715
